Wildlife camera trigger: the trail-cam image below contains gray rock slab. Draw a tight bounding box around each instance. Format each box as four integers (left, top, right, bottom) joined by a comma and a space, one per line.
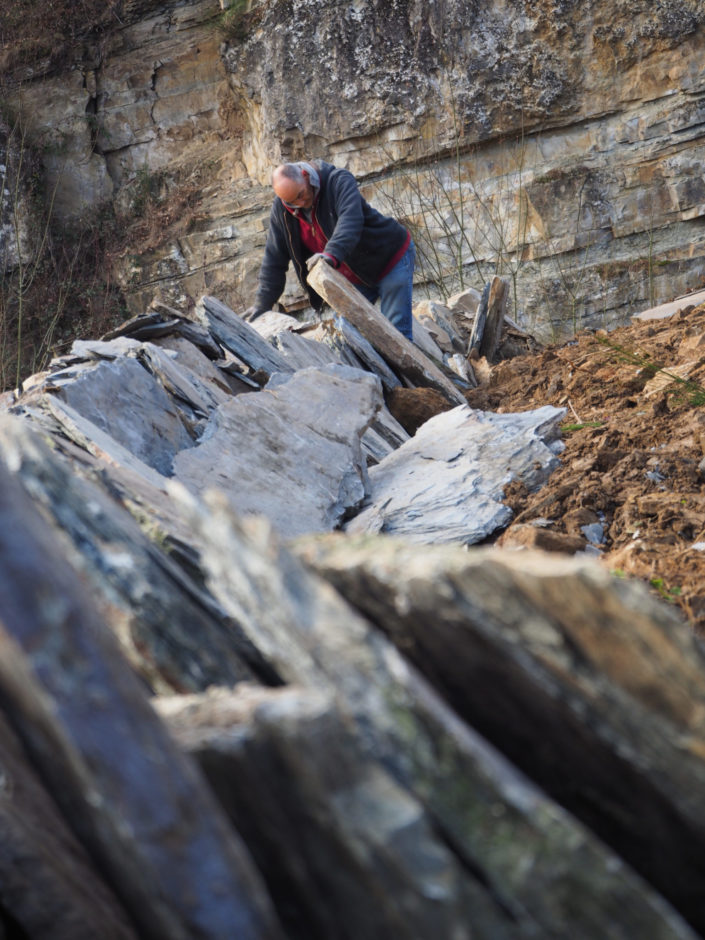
135, 342, 231, 421
173, 364, 382, 538
174, 492, 696, 939
0, 415, 262, 694
30, 359, 98, 389
294, 534, 705, 934
71, 337, 143, 359
411, 316, 448, 360
361, 405, 410, 465
266, 352, 408, 465
581, 522, 605, 544
102, 310, 223, 360
53, 356, 194, 475
327, 315, 403, 391
307, 261, 466, 405
12, 397, 203, 565
65, 338, 229, 432
631, 288, 705, 321
36, 395, 171, 491
198, 295, 293, 378
0, 458, 283, 940
0, 711, 136, 939
346, 404, 566, 544
271, 329, 342, 371
158, 685, 509, 940
152, 334, 237, 399
249, 310, 304, 339
414, 298, 466, 353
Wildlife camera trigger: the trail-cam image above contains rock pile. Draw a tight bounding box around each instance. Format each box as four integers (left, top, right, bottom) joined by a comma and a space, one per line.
0, 284, 704, 938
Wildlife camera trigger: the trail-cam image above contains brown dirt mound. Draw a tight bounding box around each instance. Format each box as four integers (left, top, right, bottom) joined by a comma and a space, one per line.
464, 301, 705, 633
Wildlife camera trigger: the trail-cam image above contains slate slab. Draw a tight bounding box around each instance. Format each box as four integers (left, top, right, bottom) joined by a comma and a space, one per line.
0, 415, 263, 694
346, 404, 566, 544
294, 534, 705, 935
0, 712, 136, 939
173, 364, 382, 538
307, 260, 466, 404
159, 685, 504, 940
198, 296, 293, 378
0, 457, 283, 940
53, 356, 195, 475
174, 491, 696, 939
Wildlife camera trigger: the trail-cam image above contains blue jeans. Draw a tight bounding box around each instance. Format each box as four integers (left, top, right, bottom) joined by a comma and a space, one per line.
356, 241, 415, 340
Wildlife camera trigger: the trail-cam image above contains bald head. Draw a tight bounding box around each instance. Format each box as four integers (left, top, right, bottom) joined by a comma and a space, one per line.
272, 163, 314, 210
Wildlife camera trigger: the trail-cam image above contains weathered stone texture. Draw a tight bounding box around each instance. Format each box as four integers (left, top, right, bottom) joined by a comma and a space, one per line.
5, 0, 705, 335
173, 363, 380, 537
347, 404, 566, 544
0, 456, 283, 939
1, 293, 704, 935
215, 0, 705, 334
293, 533, 705, 931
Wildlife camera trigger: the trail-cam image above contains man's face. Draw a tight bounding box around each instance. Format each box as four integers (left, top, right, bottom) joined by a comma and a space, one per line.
273, 171, 314, 210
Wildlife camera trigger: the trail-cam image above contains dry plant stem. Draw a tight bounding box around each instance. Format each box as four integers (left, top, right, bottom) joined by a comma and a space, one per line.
3, 109, 63, 389
568, 398, 582, 423
543, 177, 594, 337
0, 91, 121, 391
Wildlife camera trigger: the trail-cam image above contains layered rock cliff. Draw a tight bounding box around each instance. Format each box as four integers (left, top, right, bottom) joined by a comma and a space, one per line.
3, 0, 705, 340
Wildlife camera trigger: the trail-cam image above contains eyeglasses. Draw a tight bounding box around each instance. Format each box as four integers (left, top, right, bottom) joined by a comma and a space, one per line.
280, 184, 310, 210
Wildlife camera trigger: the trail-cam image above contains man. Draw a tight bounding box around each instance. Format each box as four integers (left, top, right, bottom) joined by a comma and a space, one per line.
243, 160, 415, 339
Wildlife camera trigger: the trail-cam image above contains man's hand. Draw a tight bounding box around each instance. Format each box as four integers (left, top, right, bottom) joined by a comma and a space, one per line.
242, 305, 265, 322
306, 252, 337, 271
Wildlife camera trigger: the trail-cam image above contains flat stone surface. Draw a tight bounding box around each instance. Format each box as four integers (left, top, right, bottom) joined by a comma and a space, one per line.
173, 364, 382, 538
346, 404, 566, 544
631, 289, 705, 321
54, 357, 194, 475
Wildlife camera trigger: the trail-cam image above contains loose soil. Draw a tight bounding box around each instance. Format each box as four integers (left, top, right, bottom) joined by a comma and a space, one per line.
397, 301, 705, 635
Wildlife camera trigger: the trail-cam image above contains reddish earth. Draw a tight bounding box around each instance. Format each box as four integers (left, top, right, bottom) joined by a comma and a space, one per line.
393, 302, 705, 635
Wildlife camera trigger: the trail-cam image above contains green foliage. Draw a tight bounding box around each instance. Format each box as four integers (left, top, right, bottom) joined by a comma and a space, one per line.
216, 0, 261, 43
649, 577, 682, 602
560, 421, 605, 432
595, 335, 705, 407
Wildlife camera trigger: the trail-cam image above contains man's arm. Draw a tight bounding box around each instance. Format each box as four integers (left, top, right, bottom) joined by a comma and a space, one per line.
253, 203, 291, 314
320, 168, 366, 263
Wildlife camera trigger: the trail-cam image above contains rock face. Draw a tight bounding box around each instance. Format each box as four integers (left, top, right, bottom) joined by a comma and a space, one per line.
0, 121, 41, 274
3, 0, 705, 338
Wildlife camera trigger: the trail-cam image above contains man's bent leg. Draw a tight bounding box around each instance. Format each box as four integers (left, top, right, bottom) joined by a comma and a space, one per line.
377, 241, 415, 340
